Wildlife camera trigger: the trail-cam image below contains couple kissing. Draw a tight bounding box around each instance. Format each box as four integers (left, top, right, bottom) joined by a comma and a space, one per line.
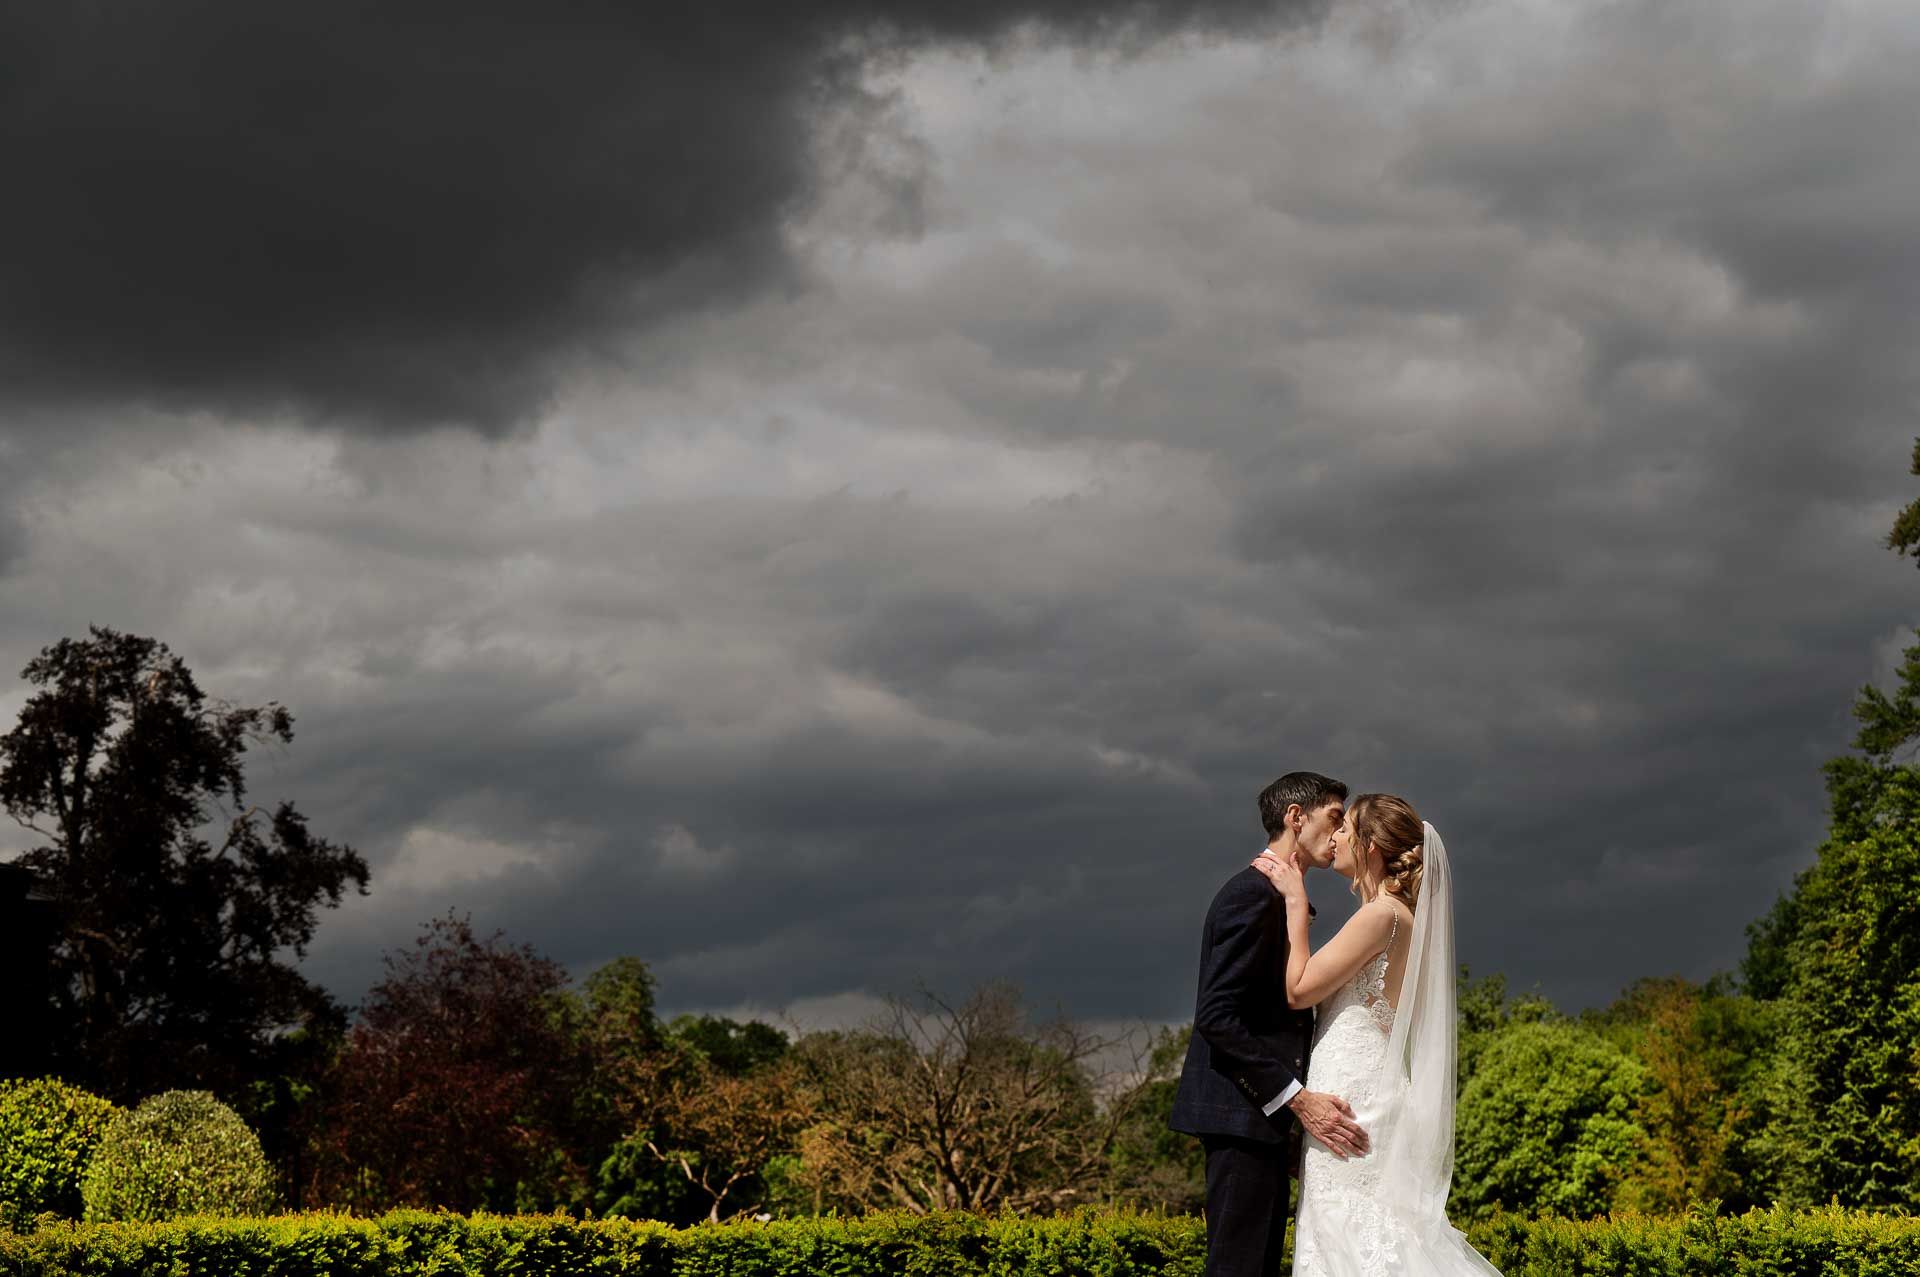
1169, 771, 1503, 1277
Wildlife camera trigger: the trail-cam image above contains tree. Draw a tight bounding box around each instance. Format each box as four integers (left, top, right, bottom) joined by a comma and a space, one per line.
1732, 448, 1920, 1210
575, 957, 664, 1074
238, 1016, 347, 1209
562, 957, 703, 1224
1599, 977, 1779, 1213
0, 627, 367, 1103
628, 1047, 814, 1222
1884, 436, 1920, 567
1103, 1025, 1206, 1214
1456, 968, 1555, 1096
668, 1014, 790, 1077
579, 1006, 803, 1224
306, 914, 590, 1213
789, 982, 1142, 1215
564, 957, 664, 1184
1739, 764, 1920, 1210
1452, 1020, 1648, 1221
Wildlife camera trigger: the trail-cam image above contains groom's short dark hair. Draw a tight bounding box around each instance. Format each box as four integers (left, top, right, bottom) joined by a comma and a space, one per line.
1258, 771, 1347, 838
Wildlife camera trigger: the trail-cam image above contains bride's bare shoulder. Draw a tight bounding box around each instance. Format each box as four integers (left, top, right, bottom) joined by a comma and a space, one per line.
1376, 894, 1415, 938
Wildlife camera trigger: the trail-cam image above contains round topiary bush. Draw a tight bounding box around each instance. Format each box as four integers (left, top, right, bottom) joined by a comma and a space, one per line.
0, 1077, 120, 1229
80, 1090, 278, 1222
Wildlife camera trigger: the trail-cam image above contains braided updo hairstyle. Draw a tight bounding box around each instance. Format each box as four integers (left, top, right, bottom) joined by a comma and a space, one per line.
1350, 793, 1424, 910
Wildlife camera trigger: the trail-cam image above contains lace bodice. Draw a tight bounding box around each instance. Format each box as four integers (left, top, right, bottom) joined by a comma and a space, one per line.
1316, 914, 1398, 1051
1306, 947, 1395, 1108
1354, 951, 1397, 1036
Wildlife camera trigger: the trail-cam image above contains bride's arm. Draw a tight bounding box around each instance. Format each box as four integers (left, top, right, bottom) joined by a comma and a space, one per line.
1253, 855, 1396, 1010
1283, 900, 1394, 1010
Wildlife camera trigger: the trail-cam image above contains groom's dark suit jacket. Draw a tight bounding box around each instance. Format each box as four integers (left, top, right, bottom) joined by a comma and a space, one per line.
1168, 865, 1315, 1146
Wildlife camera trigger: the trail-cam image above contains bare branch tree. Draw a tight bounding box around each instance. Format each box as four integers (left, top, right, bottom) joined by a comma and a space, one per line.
790, 981, 1149, 1215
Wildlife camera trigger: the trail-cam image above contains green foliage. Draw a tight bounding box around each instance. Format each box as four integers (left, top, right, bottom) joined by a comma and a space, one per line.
79, 1091, 277, 1222
1742, 761, 1920, 1210
1885, 436, 1920, 567
3, 1207, 1920, 1276
1722, 461, 1920, 1211
1740, 888, 1801, 1002
755, 1152, 813, 1218
1468, 1205, 1920, 1276
0, 1209, 1207, 1277
593, 1132, 698, 1222
1456, 968, 1556, 1095
1453, 1020, 1648, 1221
0, 1080, 118, 1229
233, 1018, 345, 1210
667, 1015, 789, 1077
575, 958, 663, 1067
561, 966, 805, 1226
1594, 978, 1782, 1212
565, 957, 686, 1222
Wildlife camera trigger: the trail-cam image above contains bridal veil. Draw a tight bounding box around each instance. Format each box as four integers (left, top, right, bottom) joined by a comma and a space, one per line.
1363, 820, 1502, 1274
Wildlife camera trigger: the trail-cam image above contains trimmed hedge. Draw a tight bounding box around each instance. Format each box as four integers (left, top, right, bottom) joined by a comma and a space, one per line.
79, 1091, 277, 1222
1, 1207, 1917, 1276
0, 1212, 1189, 1276
1472, 1206, 1920, 1274
0, 1080, 119, 1230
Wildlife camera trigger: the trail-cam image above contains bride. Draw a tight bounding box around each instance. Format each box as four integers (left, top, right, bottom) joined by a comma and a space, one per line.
1249, 794, 1503, 1277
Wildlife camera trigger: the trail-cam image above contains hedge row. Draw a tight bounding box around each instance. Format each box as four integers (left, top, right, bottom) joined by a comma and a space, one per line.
0, 1211, 1199, 1277
1471, 1206, 1920, 1274
2, 1206, 1917, 1277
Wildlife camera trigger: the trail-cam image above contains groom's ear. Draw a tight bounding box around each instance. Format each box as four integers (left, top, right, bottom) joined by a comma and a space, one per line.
1285, 802, 1303, 832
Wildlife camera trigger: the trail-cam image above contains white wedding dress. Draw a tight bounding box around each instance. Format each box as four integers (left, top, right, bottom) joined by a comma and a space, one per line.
1291, 823, 1503, 1277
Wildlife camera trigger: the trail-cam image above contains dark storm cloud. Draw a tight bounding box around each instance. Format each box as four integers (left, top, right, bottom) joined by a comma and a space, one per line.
0, 0, 1324, 432
3, 0, 1918, 1027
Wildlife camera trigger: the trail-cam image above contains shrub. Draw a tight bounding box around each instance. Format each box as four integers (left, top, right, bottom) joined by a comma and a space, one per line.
0, 1207, 1917, 1277
0, 1079, 119, 1230
1468, 1204, 1920, 1276
79, 1091, 276, 1222
1453, 1020, 1648, 1220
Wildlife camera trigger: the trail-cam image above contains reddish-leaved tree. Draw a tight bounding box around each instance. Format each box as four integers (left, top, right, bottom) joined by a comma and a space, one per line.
307, 913, 590, 1212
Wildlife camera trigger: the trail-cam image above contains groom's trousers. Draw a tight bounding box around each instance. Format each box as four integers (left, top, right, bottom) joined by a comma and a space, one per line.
1200, 1134, 1294, 1277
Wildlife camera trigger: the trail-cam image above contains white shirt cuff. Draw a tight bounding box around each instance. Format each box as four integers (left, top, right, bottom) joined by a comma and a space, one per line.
1262, 1078, 1303, 1115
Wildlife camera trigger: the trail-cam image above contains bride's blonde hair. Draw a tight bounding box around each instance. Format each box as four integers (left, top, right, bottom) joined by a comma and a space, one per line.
1350, 793, 1424, 910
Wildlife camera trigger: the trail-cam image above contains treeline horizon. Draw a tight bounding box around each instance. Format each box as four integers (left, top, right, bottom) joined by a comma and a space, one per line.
0, 871, 1907, 1225
5, 442, 1920, 1222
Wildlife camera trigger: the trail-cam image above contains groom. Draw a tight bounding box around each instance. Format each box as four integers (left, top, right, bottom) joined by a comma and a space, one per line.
1169, 771, 1369, 1277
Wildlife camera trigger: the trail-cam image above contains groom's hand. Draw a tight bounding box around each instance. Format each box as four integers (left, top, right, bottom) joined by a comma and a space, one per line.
1287, 1089, 1369, 1158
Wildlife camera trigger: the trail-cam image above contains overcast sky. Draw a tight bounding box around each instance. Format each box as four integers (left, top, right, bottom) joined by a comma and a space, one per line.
3, 0, 1917, 1028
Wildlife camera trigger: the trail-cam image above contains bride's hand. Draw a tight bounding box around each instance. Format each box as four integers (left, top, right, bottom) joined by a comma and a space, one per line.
1250, 849, 1307, 905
